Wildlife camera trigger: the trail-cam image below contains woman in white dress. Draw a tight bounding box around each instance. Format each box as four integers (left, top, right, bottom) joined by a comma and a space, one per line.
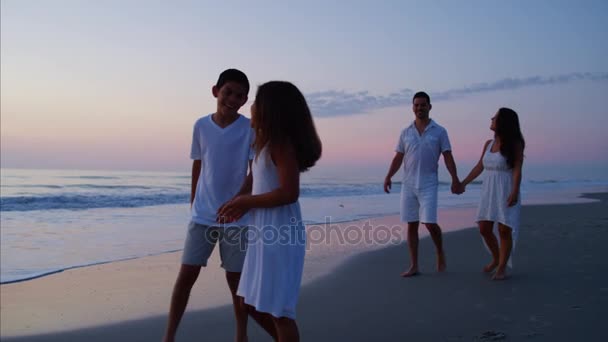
460, 108, 525, 280
217, 81, 322, 341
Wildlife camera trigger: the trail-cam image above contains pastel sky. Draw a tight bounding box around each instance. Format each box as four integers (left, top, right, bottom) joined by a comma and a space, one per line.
2, 0, 607, 180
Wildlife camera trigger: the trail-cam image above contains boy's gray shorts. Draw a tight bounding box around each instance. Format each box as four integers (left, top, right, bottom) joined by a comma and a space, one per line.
181, 221, 248, 273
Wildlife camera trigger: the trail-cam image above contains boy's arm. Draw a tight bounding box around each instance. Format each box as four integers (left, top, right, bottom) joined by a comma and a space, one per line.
236, 161, 254, 196
189, 120, 202, 207
236, 128, 256, 196
216, 161, 252, 222
190, 160, 202, 206
384, 152, 404, 193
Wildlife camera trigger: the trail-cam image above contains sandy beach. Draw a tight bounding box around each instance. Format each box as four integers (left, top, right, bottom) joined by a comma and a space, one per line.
2, 193, 607, 341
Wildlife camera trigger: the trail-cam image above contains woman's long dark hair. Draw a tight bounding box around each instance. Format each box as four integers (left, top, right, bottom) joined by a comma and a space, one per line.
251, 81, 322, 172
495, 107, 525, 169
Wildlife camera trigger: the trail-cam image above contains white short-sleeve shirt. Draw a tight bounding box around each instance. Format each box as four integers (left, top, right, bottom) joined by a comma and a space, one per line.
190, 114, 254, 226
395, 119, 451, 189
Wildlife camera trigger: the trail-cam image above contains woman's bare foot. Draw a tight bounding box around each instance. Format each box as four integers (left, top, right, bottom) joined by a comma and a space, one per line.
483, 260, 499, 273
400, 265, 419, 277
437, 252, 447, 272
491, 267, 507, 280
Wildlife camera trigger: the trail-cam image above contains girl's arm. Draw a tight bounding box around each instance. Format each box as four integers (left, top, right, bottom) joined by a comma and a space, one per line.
236, 161, 254, 196
216, 161, 253, 219
507, 143, 524, 207
217, 143, 299, 222
461, 140, 491, 188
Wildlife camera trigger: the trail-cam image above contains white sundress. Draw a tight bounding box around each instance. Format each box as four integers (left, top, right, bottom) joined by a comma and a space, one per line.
237, 147, 306, 319
476, 140, 520, 267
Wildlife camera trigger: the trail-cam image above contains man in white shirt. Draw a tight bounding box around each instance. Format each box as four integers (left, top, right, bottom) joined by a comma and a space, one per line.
384, 91, 461, 277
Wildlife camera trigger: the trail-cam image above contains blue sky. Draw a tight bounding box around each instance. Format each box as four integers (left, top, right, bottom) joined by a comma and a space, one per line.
1, 0, 607, 180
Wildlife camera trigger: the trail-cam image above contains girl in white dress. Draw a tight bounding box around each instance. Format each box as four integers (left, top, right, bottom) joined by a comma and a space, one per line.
217, 81, 322, 341
460, 108, 525, 280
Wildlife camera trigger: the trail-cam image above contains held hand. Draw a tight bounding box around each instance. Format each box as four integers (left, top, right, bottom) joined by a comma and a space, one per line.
217, 195, 250, 223
451, 181, 464, 195
384, 178, 392, 193
461, 183, 467, 194
450, 181, 458, 194
507, 191, 518, 207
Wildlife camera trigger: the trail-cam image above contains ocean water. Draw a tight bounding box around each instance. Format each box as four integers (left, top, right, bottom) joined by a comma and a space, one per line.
1, 168, 607, 284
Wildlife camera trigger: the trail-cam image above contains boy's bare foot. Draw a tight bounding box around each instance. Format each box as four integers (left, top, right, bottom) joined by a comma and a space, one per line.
400, 266, 419, 277
437, 252, 447, 272
491, 267, 507, 280
483, 260, 499, 273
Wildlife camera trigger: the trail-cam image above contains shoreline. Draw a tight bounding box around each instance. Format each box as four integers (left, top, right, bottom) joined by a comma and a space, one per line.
1, 206, 478, 336
2, 192, 608, 340
2, 184, 604, 286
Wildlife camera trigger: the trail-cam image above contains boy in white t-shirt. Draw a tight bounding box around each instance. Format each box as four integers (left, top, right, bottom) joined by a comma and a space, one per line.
384, 91, 462, 278
163, 69, 254, 342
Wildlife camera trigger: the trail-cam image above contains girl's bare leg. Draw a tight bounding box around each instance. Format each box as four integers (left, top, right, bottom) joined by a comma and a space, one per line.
247, 306, 278, 340
272, 316, 299, 342
493, 224, 513, 280
478, 221, 499, 273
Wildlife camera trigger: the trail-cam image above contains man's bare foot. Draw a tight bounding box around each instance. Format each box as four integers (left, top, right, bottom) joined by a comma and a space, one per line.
400, 266, 419, 277
491, 267, 507, 280
483, 260, 498, 273
437, 252, 447, 272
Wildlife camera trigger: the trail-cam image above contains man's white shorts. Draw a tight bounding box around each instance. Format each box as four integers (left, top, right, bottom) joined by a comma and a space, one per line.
400, 185, 438, 223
